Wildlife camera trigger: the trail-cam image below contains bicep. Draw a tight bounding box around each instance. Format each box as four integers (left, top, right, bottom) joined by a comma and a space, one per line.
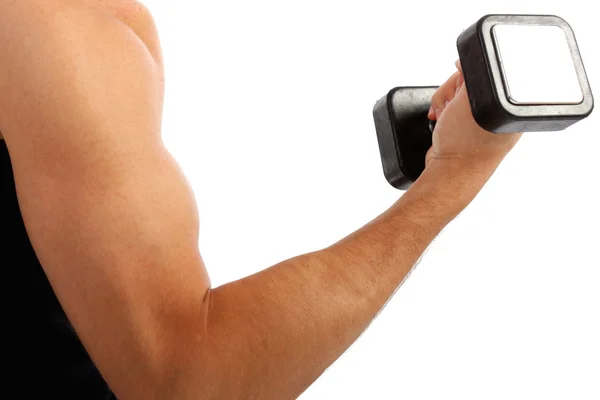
0, 3, 210, 397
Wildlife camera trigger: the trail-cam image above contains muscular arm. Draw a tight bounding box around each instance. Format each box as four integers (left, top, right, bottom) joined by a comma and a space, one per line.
0, 2, 502, 399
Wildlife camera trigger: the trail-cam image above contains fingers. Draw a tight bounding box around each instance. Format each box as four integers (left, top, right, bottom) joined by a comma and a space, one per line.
428, 68, 464, 120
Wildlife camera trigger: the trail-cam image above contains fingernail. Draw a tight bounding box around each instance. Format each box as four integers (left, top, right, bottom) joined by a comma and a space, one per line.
435, 108, 442, 119
445, 100, 450, 107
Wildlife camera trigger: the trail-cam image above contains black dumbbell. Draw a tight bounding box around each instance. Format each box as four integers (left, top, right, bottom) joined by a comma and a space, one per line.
373, 14, 594, 190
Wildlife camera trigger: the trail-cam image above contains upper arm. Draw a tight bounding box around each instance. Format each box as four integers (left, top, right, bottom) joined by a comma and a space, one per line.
0, 2, 210, 398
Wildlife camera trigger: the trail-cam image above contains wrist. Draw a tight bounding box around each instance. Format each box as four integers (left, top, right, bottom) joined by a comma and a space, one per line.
409, 157, 498, 211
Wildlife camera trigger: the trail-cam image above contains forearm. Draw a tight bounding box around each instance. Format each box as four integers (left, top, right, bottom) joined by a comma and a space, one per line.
181, 162, 484, 399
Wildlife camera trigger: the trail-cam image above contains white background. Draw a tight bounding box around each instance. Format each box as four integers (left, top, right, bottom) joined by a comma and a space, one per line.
142, 1, 599, 398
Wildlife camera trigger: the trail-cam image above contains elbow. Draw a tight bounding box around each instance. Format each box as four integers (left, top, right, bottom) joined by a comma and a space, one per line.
118, 288, 259, 400
113, 289, 217, 400
150, 288, 257, 400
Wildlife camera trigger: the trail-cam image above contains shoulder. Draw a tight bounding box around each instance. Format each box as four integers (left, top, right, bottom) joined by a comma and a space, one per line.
0, 0, 162, 69
0, 0, 164, 163
98, 0, 164, 66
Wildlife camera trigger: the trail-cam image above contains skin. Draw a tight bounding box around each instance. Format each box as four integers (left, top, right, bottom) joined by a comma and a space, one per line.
0, 1, 522, 399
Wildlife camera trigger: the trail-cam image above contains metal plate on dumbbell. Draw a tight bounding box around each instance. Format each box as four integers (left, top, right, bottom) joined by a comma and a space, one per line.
457, 14, 594, 133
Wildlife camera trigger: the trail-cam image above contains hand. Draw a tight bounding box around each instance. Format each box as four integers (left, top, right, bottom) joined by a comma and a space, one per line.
424, 61, 522, 185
